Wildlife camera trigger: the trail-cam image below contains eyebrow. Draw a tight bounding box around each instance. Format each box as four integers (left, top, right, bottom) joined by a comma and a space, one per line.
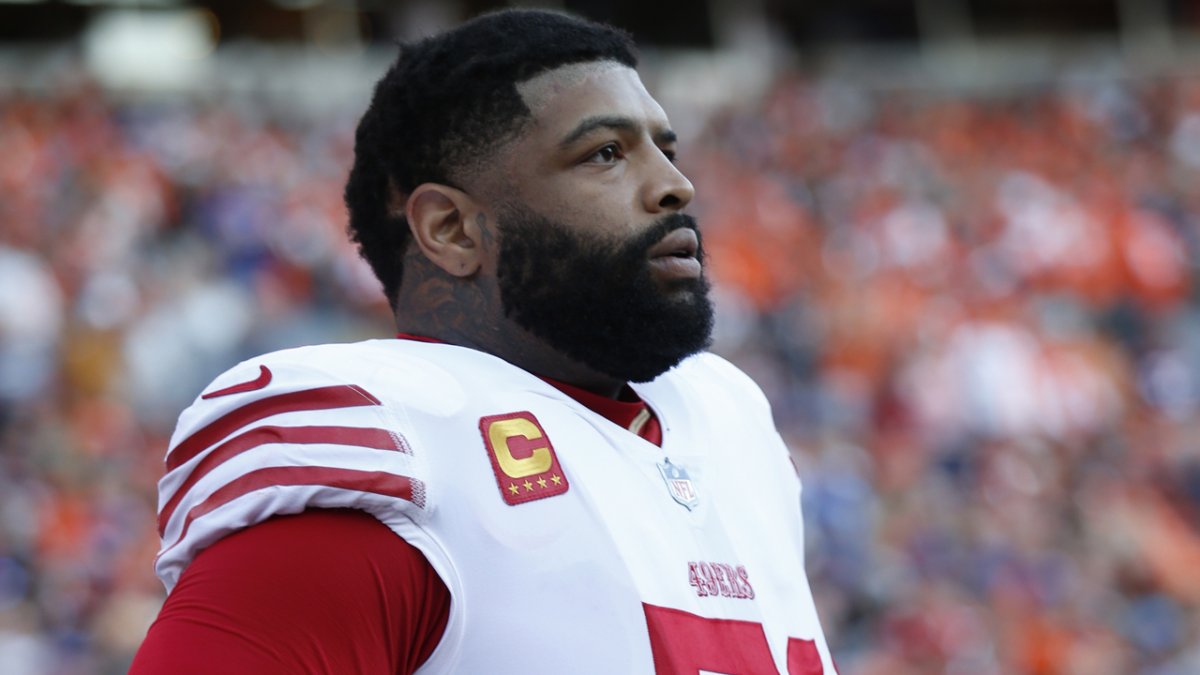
558, 115, 678, 148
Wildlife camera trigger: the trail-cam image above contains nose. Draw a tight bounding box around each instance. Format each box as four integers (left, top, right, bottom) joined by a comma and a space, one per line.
642, 151, 694, 214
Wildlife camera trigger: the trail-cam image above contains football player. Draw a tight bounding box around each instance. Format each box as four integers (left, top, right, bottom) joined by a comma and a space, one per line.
132, 9, 834, 674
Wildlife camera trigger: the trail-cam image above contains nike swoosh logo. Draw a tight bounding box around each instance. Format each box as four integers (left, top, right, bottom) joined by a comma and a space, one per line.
202, 365, 273, 399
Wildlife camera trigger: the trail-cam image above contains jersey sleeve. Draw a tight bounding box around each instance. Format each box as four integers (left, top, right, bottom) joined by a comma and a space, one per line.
154, 355, 432, 592
131, 509, 450, 674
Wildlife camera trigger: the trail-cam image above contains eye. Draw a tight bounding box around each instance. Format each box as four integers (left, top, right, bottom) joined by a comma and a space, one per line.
587, 143, 623, 164
662, 147, 678, 163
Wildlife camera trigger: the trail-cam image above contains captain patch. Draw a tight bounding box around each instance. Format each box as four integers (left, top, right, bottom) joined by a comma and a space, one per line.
479, 412, 569, 506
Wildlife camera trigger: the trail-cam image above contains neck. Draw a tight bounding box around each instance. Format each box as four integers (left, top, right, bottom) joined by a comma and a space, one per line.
394, 254, 626, 398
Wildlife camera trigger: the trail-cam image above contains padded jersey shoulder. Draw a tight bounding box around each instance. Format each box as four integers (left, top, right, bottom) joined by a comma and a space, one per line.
666, 351, 775, 416
156, 340, 448, 592
656, 352, 800, 489
175, 340, 469, 438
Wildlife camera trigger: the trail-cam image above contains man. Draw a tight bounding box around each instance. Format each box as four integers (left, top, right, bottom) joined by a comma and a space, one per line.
132, 9, 834, 674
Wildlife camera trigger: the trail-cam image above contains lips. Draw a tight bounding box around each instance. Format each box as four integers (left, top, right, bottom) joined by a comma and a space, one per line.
648, 227, 699, 260
647, 227, 701, 280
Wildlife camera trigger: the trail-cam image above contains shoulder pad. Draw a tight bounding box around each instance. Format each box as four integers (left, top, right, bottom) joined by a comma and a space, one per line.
677, 352, 774, 413
155, 354, 429, 592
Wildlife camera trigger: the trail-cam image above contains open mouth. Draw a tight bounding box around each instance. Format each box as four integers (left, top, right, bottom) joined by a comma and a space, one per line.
647, 228, 702, 280
648, 228, 699, 261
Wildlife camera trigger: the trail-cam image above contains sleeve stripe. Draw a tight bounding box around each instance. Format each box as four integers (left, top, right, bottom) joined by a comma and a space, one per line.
157, 425, 406, 536
159, 466, 423, 560
166, 384, 382, 472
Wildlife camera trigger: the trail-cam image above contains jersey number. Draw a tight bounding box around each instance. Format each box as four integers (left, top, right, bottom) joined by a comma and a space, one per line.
644, 603, 827, 675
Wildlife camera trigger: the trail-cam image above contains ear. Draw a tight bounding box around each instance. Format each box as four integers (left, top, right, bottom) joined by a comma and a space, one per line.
404, 183, 487, 278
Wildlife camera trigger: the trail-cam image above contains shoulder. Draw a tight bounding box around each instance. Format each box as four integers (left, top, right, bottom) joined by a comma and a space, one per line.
155, 340, 447, 592
171, 340, 476, 445
663, 351, 773, 413
663, 353, 803, 492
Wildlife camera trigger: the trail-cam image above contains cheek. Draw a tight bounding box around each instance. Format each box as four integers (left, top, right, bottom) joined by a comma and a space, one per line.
556, 182, 646, 235
503, 162, 645, 238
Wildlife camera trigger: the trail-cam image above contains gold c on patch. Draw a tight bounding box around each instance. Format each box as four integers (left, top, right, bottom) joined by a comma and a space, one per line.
479, 412, 569, 506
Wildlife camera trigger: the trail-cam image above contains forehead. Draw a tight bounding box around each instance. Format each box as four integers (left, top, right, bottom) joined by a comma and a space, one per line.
515, 61, 670, 140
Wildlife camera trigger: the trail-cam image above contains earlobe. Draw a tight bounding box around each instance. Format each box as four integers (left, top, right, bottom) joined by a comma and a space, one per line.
405, 184, 484, 278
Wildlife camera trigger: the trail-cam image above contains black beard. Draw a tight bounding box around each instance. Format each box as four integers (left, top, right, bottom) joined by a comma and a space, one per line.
496, 207, 714, 383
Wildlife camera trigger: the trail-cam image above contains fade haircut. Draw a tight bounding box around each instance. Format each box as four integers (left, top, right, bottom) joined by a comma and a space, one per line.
344, 9, 638, 309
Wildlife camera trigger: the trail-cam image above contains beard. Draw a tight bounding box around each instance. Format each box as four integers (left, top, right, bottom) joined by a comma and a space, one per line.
496, 206, 714, 383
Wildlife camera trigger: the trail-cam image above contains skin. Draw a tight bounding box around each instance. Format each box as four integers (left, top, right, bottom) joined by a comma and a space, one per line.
393, 62, 695, 397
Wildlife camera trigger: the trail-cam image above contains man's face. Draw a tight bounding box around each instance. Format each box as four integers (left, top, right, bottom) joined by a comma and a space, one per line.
483, 62, 712, 382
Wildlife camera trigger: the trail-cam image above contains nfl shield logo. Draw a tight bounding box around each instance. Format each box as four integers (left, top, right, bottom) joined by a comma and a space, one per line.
657, 459, 698, 511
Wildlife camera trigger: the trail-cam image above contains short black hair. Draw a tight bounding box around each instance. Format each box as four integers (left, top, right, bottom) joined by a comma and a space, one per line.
344, 9, 638, 309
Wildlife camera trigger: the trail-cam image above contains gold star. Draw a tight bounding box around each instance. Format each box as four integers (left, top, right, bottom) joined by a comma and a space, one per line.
523, 480, 534, 492
550, 474, 563, 486
508, 483, 520, 496
537, 477, 548, 489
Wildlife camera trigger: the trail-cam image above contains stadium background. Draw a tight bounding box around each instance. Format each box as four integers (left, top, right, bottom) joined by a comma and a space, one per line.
4, 0, 1200, 672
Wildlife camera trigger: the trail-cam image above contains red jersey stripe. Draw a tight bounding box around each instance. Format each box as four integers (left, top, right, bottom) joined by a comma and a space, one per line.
166, 385, 382, 471
158, 425, 406, 535
201, 365, 273, 399
160, 466, 420, 558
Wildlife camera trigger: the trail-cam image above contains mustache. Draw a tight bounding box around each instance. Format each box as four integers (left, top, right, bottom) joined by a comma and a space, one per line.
631, 212, 703, 260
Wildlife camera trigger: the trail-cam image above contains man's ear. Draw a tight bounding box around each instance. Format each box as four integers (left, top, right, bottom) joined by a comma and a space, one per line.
403, 183, 486, 278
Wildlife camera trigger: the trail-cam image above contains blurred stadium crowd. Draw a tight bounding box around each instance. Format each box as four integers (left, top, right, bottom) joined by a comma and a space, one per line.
3, 55, 1200, 674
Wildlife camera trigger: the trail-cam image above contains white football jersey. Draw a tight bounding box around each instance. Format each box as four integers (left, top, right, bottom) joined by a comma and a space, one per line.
156, 339, 836, 674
